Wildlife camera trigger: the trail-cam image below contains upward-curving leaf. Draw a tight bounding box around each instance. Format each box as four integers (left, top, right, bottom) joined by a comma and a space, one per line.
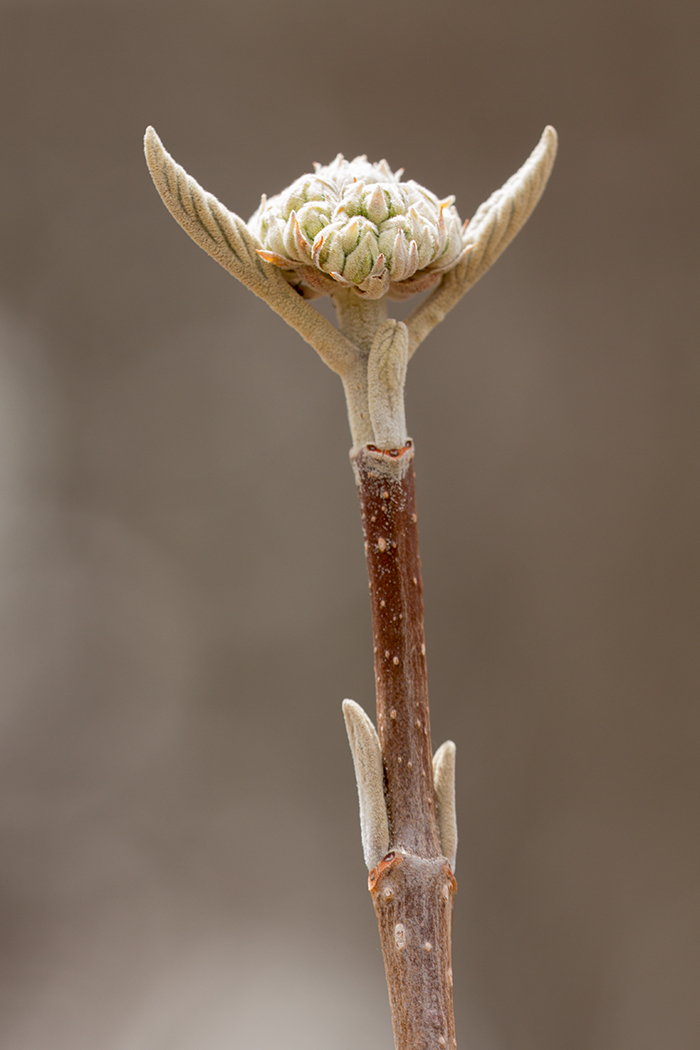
144, 127, 359, 376
405, 126, 558, 356
144, 126, 271, 295
459, 124, 558, 286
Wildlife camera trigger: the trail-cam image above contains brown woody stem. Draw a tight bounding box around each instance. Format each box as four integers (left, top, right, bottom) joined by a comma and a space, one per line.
351, 441, 457, 1050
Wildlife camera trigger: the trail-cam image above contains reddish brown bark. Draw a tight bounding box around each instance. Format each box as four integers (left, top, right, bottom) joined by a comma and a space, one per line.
352, 441, 457, 1050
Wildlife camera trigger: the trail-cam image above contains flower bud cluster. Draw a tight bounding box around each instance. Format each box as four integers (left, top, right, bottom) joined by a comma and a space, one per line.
248, 154, 467, 300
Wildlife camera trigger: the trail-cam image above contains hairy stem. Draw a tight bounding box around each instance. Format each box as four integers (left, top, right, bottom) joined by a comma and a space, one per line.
352, 443, 457, 1050
332, 288, 388, 353
332, 291, 389, 448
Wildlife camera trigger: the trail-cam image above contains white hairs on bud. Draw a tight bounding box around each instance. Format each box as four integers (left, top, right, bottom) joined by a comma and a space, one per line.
343, 699, 390, 870
433, 740, 457, 871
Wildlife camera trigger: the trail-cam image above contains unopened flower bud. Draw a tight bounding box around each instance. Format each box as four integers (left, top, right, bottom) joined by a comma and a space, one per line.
249, 154, 468, 300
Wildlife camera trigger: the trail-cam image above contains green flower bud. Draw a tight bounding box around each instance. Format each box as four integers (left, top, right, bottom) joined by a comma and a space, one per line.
249, 154, 468, 300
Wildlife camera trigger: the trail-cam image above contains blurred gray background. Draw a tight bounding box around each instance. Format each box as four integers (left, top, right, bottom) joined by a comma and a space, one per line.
0, 1, 698, 1048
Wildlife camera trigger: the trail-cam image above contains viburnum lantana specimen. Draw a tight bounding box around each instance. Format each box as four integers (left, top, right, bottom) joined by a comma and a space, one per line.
145, 125, 557, 1050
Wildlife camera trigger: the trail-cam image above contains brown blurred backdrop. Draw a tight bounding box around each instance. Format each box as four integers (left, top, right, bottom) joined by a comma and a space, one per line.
0, 1, 698, 1047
